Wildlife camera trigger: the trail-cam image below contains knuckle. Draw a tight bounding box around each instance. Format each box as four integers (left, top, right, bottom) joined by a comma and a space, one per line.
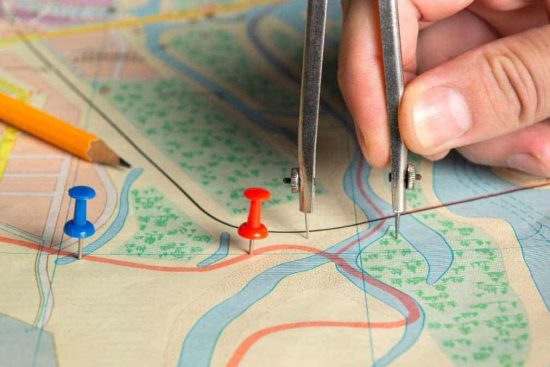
424, 151, 449, 162
530, 136, 550, 172
481, 43, 540, 129
457, 146, 488, 166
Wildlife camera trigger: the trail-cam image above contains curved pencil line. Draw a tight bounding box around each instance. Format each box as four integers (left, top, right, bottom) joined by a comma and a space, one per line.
18, 19, 548, 237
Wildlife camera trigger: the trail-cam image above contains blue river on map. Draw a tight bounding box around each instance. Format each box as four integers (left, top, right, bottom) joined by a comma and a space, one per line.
434, 153, 550, 310
177, 150, 446, 367
136, 3, 457, 366
56, 168, 143, 265
125, 1, 548, 365
0, 314, 56, 367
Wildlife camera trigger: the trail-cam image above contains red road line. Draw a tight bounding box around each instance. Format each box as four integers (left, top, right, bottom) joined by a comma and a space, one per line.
0, 236, 321, 271
0, 233, 418, 326
226, 319, 406, 367
76, 244, 320, 272
336, 157, 386, 255
0, 235, 420, 324
0, 157, 419, 315
335, 159, 420, 323
0, 159, 420, 367
1, 234, 420, 324
0, 160, 387, 275
224, 160, 419, 366
0, 158, 418, 307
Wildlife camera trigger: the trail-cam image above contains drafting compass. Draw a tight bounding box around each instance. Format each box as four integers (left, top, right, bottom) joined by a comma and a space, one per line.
285, 0, 420, 238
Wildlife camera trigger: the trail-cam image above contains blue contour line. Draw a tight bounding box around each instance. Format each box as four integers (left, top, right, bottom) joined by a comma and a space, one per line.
176, 3, 448, 365
178, 230, 366, 366
517, 222, 543, 241
463, 163, 549, 236
142, 21, 332, 199
400, 215, 454, 285
353, 226, 394, 274
56, 167, 143, 265
178, 255, 329, 366
433, 155, 550, 311
143, 22, 295, 142
479, 198, 550, 312
335, 259, 426, 367
245, 5, 353, 135
508, 221, 550, 311
177, 153, 426, 366
347, 227, 427, 367
197, 232, 230, 267
178, 225, 421, 367
344, 154, 378, 362
177, 228, 381, 366
175, 6, 442, 366
338, 231, 424, 366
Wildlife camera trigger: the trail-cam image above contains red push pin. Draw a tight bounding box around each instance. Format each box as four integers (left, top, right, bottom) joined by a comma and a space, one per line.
238, 188, 271, 255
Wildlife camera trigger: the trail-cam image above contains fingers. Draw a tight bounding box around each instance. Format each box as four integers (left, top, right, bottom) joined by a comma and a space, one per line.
341, 0, 350, 15
473, 0, 540, 11
338, 0, 390, 167
339, 0, 472, 167
400, 24, 550, 157
408, 0, 474, 21
458, 120, 550, 176
468, 1, 548, 36
417, 10, 497, 72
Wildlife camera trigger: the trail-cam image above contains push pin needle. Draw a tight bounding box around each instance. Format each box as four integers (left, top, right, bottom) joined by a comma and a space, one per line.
78, 238, 83, 260
63, 185, 96, 260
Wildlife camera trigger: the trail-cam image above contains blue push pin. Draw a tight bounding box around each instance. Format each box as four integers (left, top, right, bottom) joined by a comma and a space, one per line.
64, 186, 96, 260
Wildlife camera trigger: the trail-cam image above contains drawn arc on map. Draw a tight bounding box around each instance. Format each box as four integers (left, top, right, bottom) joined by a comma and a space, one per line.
15, 30, 548, 237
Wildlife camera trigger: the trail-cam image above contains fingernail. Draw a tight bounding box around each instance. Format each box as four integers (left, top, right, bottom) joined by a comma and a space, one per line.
412, 87, 472, 150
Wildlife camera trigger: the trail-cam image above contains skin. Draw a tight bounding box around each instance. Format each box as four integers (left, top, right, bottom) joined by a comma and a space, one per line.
338, 0, 550, 177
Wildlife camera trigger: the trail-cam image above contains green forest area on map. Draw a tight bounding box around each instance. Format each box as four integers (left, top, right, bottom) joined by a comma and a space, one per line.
0, 1, 547, 367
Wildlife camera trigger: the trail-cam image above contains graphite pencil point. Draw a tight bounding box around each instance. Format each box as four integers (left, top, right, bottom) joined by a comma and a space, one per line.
119, 157, 131, 168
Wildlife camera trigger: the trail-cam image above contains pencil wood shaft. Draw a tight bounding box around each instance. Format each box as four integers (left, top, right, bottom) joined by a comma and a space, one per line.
0, 92, 127, 167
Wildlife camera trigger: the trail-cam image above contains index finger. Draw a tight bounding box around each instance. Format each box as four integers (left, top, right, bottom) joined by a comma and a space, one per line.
338, 0, 472, 167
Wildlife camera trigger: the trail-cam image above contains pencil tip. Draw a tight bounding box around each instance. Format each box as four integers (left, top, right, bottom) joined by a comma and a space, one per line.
119, 158, 131, 168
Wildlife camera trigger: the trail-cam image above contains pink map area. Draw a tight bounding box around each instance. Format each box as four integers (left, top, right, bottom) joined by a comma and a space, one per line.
0, 0, 115, 29
0, 52, 114, 247
48, 31, 160, 80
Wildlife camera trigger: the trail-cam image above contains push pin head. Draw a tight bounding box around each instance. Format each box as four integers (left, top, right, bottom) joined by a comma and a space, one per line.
64, 186, 96, 259
238, 188, 270, 255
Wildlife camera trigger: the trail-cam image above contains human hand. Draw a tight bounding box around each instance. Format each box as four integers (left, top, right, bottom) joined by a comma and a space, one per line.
338, 0, 550, 177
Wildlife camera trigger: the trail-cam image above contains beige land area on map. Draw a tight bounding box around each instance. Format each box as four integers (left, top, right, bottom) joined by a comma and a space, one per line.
0, 10, 549, 367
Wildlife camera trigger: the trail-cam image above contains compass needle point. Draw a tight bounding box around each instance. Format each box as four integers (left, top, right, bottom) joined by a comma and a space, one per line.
305, 213, 310, 239
394, 213, 400, 239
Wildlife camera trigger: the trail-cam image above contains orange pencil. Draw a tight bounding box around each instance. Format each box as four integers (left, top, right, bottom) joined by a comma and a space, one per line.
0, 92, 129, 167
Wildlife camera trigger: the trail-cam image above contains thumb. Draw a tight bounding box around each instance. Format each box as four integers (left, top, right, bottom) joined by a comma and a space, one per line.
400, 24, 550, 156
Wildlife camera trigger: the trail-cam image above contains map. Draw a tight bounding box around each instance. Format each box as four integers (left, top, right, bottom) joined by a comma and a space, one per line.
0, 1, 548, 366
